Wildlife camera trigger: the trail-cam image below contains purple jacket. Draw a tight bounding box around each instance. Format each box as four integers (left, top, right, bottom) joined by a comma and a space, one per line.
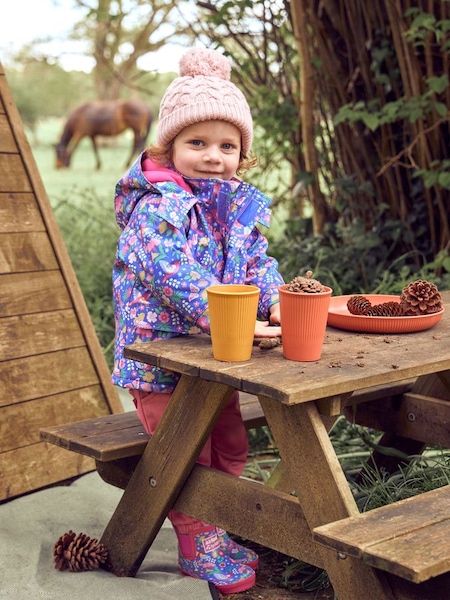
112, 153, 284, 392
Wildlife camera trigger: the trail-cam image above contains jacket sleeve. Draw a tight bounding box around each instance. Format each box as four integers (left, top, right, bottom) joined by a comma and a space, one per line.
244, 227, 285, 318
116, 198, 218, 330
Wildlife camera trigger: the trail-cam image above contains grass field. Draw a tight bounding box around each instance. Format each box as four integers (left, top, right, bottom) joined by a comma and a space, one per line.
28, 118, 149, 208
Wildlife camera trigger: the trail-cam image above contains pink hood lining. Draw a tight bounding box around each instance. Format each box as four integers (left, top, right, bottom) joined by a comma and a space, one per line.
142, 157, 193, 194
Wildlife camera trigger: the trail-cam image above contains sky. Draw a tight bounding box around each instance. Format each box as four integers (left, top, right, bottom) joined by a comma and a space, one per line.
0, 0, 185, 73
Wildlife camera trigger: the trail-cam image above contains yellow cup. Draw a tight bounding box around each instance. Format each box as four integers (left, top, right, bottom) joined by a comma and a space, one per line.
206, 284, 260, 362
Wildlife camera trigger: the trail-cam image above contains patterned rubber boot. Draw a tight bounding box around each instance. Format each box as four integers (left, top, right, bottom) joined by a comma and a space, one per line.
216, 528, 259, 570
176, 524, 256, 594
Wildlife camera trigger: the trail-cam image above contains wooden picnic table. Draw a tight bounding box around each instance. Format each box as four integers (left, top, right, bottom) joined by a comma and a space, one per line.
99, 290, 450, 600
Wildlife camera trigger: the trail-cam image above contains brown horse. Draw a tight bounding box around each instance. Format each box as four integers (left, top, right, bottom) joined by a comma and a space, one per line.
55, 99, 152, 170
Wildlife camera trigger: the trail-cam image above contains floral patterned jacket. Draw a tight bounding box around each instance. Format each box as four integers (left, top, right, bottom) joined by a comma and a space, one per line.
111, 153, 284, 392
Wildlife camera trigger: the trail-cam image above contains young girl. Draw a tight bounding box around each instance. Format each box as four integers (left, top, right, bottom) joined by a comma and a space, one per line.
112, 47, 284, 594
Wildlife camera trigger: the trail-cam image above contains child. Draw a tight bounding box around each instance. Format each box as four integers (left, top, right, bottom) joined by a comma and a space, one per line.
112, 47, 284, 594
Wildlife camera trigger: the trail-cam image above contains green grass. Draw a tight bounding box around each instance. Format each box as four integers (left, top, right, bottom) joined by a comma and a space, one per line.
29, 117, 148, 202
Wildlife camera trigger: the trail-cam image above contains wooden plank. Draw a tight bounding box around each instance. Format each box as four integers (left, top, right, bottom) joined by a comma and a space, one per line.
313, 486, 450, 582
0, 442, 95, 500
0, 192, 45, 233
174, 464, 326, 569
40, 393, 266, 461
0, 271, 71, 317
0, 309, 84, 361
0, 347, 100, 407
0, 385, 110, 453
0, 113, 17, 152
0, 231, 58, 273
314, 486, 450, 555
238, 391, 267, 428
346, 392, 450, 447
0, 154, 32, 193
364, 519, 450, 583
40, 412, 149, 461
0, 79, 5, 110
94, 457, 326, 569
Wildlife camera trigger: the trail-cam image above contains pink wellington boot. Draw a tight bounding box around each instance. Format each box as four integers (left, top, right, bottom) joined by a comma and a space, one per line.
216, 528, 259, 570
175, 524, 255, 594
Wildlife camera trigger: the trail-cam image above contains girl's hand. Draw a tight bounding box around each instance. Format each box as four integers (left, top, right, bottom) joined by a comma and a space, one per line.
269, 302, 281, 326
254, 320, 281, 338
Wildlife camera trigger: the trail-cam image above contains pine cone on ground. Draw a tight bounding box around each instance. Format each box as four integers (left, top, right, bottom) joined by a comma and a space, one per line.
287, 270, 325, 293
54, 530, 108, 572
347, 295, 372, 315
400, 279, 443, 315
366, 301, 406, 317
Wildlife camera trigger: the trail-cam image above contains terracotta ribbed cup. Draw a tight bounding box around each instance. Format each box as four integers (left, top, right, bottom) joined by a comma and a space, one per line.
279, 284, 332, 361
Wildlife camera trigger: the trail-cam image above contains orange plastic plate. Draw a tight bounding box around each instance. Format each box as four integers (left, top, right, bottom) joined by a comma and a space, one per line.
327, 294, 444, 333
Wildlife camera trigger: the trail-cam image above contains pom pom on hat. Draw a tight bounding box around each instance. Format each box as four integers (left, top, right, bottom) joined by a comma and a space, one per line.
179, 47, 231, 79
157, 47, 253, 155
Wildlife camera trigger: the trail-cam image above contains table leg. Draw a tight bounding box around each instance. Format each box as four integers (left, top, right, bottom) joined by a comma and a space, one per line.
258, 395, 397, 600
100, 374, 234, 576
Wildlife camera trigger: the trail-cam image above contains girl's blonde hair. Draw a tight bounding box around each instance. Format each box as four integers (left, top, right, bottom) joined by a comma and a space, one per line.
146, 142, 258, 177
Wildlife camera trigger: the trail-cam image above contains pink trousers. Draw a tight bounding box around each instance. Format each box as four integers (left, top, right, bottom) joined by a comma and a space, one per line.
130, 389, 248, 531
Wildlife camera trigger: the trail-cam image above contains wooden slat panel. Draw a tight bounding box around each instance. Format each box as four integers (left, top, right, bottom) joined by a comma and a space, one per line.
313, 486, 450, 582
40, 394, 266, 461
0, 231, 58, 273
346, 393, 450, 447
364, 519, 450, 583
314, 486, 450, 555
0, 113, 17, 152
0, 347, 100, 407
0, 442, 95, 500
0, 309, 84, 361
0, 63, 122, 500
0, 154, 32, 193
0, 192, 45, 233
0, 385, 110, 453
0, 271, 71, 317
41, 412, 149, 461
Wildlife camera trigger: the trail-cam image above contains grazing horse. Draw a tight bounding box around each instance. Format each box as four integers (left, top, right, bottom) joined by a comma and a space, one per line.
55, 99, 152, 170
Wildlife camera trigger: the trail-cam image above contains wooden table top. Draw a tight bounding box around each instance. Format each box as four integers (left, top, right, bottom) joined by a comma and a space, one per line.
125, 290, 450, 405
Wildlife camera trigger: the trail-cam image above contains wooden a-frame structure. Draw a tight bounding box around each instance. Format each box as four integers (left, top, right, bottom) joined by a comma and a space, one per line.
0, 63, 123, 501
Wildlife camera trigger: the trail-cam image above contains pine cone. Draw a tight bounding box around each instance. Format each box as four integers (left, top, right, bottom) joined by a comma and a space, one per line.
366, 301, 406, 317
347, 295, 372, 315
287, 270, 325, 293
54, 530, 108, 572
400, 279, 443, 315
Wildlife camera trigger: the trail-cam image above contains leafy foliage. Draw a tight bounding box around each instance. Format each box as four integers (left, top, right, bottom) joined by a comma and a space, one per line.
6, 61, 93, 132
271, 217, 450, 296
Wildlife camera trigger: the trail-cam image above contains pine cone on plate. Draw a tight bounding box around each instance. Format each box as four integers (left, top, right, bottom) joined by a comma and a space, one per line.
287, 270, 325, 293
366, 301, 406, 317
347, 295, 372, 315
400, 280, 443, 315
54, 530, 108, 572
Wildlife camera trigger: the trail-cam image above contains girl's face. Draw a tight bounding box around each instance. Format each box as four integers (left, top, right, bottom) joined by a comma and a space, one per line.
172, 120, 241, 180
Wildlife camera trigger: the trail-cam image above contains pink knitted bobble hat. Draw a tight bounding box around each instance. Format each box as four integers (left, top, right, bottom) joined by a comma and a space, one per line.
156, 47, 253, 156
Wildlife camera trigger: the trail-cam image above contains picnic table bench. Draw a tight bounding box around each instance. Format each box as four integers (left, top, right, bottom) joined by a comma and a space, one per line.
41, 290, 450, 599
